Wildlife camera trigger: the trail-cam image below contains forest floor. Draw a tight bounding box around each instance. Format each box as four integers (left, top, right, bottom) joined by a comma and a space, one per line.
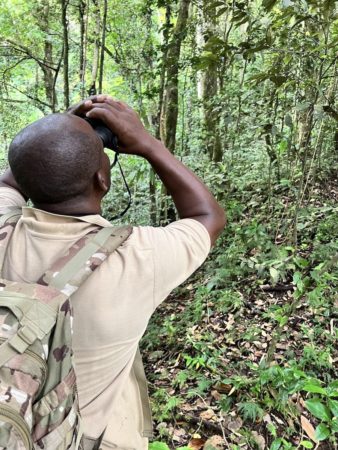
142, 181, 338, 450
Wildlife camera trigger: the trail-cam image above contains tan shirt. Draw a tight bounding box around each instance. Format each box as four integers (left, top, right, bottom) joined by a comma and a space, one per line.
0, 187, 210, 449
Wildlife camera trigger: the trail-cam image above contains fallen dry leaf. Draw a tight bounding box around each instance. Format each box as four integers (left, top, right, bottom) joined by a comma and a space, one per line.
224, 415, 243, 432
188, 438, 206, 450
252, 431, 265, 450
203, 435, 224, 450
200, 409, 217, 421
214, 382, 232, 394
211, 390, 222, 401
172, 427, 186, 442
301, 415, 317, 443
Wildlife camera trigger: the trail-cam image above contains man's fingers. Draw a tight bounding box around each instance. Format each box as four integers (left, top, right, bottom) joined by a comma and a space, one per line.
67, 94, 110, 116
86, 105, 118, 125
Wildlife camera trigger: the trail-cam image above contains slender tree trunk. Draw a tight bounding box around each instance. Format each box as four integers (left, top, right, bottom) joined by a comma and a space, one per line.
160, 0, 191, 223
61, 0, 70, 108
98, 0, 107, 93
201, 0, 222, 162
39, 1, 57, 111
157, 4, 171, 141
162, 0, 191, 153
79, 0, 88, 97
89, 0, 101, 95
149, 5, 172, 225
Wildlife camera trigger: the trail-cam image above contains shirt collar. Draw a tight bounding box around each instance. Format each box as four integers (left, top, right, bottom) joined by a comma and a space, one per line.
22, 206, 111, 228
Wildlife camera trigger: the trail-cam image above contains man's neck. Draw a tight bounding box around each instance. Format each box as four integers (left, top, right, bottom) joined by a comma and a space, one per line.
34, 197, 102, 217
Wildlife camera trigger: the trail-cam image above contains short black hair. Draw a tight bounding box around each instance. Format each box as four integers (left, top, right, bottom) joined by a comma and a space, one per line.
9, 114, 102, 204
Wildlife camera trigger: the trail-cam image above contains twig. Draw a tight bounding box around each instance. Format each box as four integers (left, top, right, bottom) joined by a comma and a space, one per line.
182, 413, 229, 436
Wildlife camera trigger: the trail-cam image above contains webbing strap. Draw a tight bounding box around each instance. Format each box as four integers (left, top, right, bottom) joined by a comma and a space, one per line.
0, 294, 57, 365
47, 226, 132, 296
133, 348, 153, 438
0, 342, 20, 367
0, 207, 21, 227
75, 416, 84, 450
0, 208, 21, 277
49, 227, 128, 292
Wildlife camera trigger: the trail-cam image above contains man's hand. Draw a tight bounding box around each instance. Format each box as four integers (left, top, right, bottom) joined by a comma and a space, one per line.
67, 94, 110, 117
85, 99, 156, 156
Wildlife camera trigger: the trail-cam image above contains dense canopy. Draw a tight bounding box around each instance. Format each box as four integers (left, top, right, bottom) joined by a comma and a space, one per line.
0, 0, 337, 448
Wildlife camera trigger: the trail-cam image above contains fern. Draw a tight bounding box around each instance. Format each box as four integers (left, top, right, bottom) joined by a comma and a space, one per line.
237, 401, 265, 422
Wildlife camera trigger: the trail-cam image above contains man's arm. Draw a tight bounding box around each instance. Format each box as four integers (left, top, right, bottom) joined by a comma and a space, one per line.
85, 98, 226, 245
142, 140, 225, 245
85, 99, 226, 245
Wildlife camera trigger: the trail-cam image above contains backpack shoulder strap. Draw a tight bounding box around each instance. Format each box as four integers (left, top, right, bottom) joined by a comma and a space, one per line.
0, 206, 22, 226
39, 225, 132, 295
0, 207, 22, 275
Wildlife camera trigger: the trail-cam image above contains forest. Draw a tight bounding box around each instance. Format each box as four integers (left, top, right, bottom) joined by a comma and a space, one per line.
0, 0, 337, 448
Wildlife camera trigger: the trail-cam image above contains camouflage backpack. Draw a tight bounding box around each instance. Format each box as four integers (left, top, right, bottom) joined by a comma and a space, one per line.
0, 207, 131, 450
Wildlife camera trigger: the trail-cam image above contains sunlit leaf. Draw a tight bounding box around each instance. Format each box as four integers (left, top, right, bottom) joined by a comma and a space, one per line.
306, 399, 331, 422
314, 424, 330, 441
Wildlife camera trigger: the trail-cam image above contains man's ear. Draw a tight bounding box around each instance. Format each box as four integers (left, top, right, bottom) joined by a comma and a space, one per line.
95, 169, 109, 193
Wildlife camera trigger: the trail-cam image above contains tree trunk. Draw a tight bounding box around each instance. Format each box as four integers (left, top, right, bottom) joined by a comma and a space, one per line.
61, 0, 70, 108
98, 0, 107, 93
148, 5, 172, 225
160, 0, 190, 224
162, 0, 191, 153
157, 4, 171, 141
200, 0, 222, 162
79, 0, 88, 97
39, 1, 57, 111
89, 0, 101, 95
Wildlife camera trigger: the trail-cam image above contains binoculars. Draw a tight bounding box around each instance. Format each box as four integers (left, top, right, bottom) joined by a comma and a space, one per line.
85, 118, 118, 152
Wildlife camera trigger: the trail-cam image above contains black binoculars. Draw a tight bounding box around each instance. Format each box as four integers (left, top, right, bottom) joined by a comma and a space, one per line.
85, 118, 118, 152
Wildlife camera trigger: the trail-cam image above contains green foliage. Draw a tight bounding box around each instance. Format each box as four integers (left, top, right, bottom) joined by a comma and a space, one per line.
0, 0, 337, 447
237, 401, 265, 422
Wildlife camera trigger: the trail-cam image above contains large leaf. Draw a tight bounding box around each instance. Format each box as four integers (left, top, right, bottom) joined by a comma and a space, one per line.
305, 399, 332, 422
302, 384, 327, 395
314, 424, 330, 441
328, 399, 338, 417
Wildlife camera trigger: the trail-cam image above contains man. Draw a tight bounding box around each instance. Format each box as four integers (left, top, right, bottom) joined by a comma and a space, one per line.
0, 95, 225, 449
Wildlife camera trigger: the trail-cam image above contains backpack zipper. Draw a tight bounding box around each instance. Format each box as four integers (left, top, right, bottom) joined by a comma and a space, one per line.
0, 404, 33, 449
0, 337, 48, 398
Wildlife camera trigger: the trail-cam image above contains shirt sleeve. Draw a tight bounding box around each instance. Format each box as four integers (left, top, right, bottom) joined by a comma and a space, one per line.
0, 187, 26, 213
134, 219, 211, 309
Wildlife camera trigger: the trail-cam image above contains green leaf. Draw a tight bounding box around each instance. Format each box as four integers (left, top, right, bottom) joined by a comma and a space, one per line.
306, 399, 332, 422
300, 441, 313, 449
296, 102, 311, 111
314, 423, 330, 441
302, 384, 327, 395
149, 443, 170, 450
328, 380, 338, 397
328, 399, 338, 416
332, 417, 338, 432
270, 439, 282, 450
285, 114, 293, 128
270, 267, 280, 284
262, 0, 278, 11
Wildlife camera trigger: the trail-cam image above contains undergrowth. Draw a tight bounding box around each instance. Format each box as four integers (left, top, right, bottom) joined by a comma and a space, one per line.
142, 167, 338, 449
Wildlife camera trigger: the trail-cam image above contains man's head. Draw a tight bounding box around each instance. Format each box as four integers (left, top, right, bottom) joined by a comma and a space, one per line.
8, 113, 111, 211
